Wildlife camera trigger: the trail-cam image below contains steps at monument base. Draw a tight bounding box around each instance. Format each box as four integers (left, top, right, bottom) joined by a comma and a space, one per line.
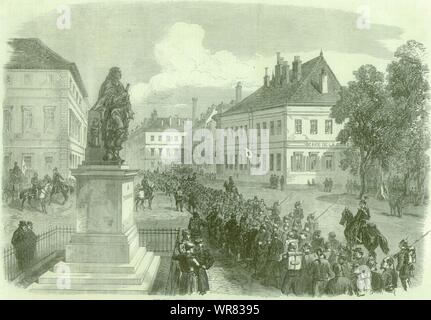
37, 251, 155, 286
29, 248, 161, 295
61, 247, 147, 274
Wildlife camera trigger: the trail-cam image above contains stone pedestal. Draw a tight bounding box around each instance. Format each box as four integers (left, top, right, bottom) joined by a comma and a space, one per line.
29, 164, 160, 295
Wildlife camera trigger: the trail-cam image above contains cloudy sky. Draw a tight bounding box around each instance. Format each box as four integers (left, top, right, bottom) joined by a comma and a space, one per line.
5, 0, 430, 125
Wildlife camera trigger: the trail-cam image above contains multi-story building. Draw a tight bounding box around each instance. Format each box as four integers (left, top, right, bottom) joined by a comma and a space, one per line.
218, 51, 347, 185
124, 113, 188, 171
2, 38, 89, 181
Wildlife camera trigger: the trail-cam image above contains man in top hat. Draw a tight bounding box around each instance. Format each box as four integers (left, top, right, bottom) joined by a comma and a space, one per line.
25, 221, 37, 267
11, 221, 28, 271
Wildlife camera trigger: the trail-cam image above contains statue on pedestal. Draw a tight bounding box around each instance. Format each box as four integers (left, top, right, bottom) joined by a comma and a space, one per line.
87, 67, 134, 163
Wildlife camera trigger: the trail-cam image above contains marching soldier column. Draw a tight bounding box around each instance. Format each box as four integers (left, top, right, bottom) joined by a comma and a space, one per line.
145, 168, 423, 297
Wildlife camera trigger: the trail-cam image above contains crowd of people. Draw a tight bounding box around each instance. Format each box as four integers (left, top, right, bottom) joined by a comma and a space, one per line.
11, 221, 38, 272
141, 168, 418, 297
269, 174, 285, 190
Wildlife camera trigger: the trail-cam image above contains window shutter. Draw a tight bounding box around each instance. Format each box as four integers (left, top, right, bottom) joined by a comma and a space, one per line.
291, 155, 294, 172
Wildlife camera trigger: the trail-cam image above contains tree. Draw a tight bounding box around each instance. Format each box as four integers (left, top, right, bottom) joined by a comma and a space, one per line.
385, 40, 430, 206
331, 65, 388, 199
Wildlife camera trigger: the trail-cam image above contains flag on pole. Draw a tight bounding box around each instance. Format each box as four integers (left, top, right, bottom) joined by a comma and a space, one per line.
245, 147, 253, 159
21, 158, 27, 175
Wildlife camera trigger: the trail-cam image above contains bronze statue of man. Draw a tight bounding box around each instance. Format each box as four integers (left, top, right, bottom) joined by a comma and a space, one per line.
92, 67, 134, 162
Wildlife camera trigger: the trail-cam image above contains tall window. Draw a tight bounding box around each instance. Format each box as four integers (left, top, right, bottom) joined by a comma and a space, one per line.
325, 154, 334, 171
256, 123, 261, 136
310, 120, 318, 135
325, 119, 333, 134
295, 119, 302, 134
3, 110, 11, 132
276, 120, 282, 135
150, 148, 155, 156
150, 135, 155, 142
158, 135, 162, 142
262, 122, 267, 130
309, 153, 318, 171
158, 148, 162, 156
276, 153, 282, 171
270, 154, 274, 171
270, 121, 275, 135
44, 106, 55, 133
22, 107, 33, 132
291, 152, 304, 172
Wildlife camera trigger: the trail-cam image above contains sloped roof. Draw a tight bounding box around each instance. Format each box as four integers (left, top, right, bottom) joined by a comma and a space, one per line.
222, 53, 341, 116
6, 38, 88, 97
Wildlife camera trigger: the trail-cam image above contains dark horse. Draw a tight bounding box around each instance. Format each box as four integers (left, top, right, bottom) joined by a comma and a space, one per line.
339, 207, 389, 257
49, 182, 73, 205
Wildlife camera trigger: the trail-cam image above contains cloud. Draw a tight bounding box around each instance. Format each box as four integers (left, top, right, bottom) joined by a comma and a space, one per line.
130, 22, 271, 105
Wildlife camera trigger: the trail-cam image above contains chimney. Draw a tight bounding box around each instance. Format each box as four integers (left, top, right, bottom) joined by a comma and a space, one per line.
276, 52, 281, 64
281, 61, 290, 86
292, 56, 302, 81
235, 82, 242, 103
263, 67, 269, 87
192, 97, 198, 121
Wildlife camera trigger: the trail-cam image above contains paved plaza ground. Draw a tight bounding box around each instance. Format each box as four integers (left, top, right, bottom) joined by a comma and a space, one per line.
2, 179, 428, 296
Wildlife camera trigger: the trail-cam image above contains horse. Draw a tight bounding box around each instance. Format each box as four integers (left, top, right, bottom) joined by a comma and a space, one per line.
134, 186, 154, 211
339, 207, 389, 257
40, 182, 53, 214
49, 182, 72, 205
19, 182, 52, 212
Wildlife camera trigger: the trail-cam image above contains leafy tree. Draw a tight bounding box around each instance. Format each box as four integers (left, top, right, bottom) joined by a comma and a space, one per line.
331, 65, 388, 198
385, 40, 430, 205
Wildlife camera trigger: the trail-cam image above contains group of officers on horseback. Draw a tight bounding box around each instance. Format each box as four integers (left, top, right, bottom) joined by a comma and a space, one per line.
4, 162, 71, 212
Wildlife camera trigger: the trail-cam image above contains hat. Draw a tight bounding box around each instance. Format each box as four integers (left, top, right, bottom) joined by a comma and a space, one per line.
329, 232, 336, 238
19, 221, 26, 227
26, 221, 33, 226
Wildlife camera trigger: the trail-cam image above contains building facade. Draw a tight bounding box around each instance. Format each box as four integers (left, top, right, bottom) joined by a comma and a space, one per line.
2, 38, 89, 181
219, 51, 347, 185
124, 114, 188, 171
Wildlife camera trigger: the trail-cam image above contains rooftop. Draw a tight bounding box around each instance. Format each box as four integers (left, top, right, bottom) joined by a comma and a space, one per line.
5, 38, 89, 97
222, 52, 341, 116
